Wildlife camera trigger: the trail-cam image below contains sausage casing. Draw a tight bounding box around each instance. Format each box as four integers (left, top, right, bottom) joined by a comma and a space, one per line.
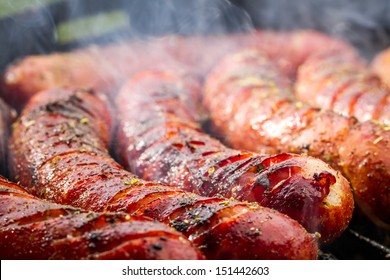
115, 70, 354, 243
9, 88, 318, 259
1, 30, 349, 110
203, 50, 390, 230
0, 175, 204, 260
296, 49, 390, 124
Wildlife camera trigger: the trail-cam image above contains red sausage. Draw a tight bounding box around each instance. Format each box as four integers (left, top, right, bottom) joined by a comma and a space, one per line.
9, 88, 318, 259
1, 30, 350, 110
296, 48, 390, 124
0, 175, 204, 260
372, 46, 390, 89
203, 50, 390, 230
115, 70, 353, 243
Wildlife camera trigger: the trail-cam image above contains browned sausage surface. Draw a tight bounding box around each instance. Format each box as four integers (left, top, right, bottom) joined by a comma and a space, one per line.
8, 88, 318, 259
115, 70, 353, 243
0, 175, 204, 260
1, 30, 350, 110
372, 46, 390, 89
203, 50, 390, 230
295, 49, 390, 124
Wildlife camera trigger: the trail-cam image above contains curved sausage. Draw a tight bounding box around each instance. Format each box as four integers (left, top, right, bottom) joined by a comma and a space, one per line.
9, 88, 318, 260
1, 30, 350, 110
295, 48, 390, 124
115, 70, 353, 243
372, 46, 390, 89
203, 50, 390, 230
0, 175, 204, 260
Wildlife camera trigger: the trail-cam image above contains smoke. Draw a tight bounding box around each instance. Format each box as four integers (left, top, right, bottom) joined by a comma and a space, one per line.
2, 0, 390, 71
238, 0, 390, 58
126, 0, 254, 37
0, 0, 58, 71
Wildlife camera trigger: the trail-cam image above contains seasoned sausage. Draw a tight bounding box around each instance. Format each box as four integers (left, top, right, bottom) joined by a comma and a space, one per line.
295, 48, 390, 124
115, 70, 353, 243
203, 50, 390, 230
1, 30, 350, 110
0, 175, 204, 260
9, 88, 318, 259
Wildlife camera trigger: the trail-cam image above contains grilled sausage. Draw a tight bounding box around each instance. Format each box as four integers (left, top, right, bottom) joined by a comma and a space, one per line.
0, 175, 204, 260
115, 70, 353, 243
1, 30, 349, 110
8, 88, 318, 259
295, 48, 390, 124
372, 46, 390, 89
203, 50, 390, 230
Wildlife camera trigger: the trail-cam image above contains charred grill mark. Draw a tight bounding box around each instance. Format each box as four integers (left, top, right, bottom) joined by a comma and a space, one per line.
204, 49, 390, 235
115, 69, 353, 243
0, 176, 204, 260
9, 88, 318, 259
296, 50, 390, 124
374, 92, 390, 121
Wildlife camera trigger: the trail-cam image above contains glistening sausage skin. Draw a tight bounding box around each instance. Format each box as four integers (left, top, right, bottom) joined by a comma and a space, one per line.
115, 70, 353, 243
9, 88, 318, 259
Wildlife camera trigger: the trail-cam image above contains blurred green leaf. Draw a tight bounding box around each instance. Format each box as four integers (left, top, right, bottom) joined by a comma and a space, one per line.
0, 0, 62, 19
56, 10, 129, 44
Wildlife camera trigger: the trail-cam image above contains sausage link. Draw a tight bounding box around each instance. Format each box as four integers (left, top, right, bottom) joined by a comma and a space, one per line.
203, 50, 390, 230
9, 88, 318, 259
372, 46, 390, 89
1, 30, 350, 111
115, 70, 353, 243
0, 175, 204, 260
296, 48, 390, 124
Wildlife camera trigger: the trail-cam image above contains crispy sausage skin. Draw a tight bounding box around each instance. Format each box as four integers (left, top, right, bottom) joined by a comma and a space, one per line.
203, 50, 390, 230
0, 175, 204, 260
115, 70, 353, 243
1, 30, 349, 110
295, 48, 390, 124
8, 88, 318, 260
